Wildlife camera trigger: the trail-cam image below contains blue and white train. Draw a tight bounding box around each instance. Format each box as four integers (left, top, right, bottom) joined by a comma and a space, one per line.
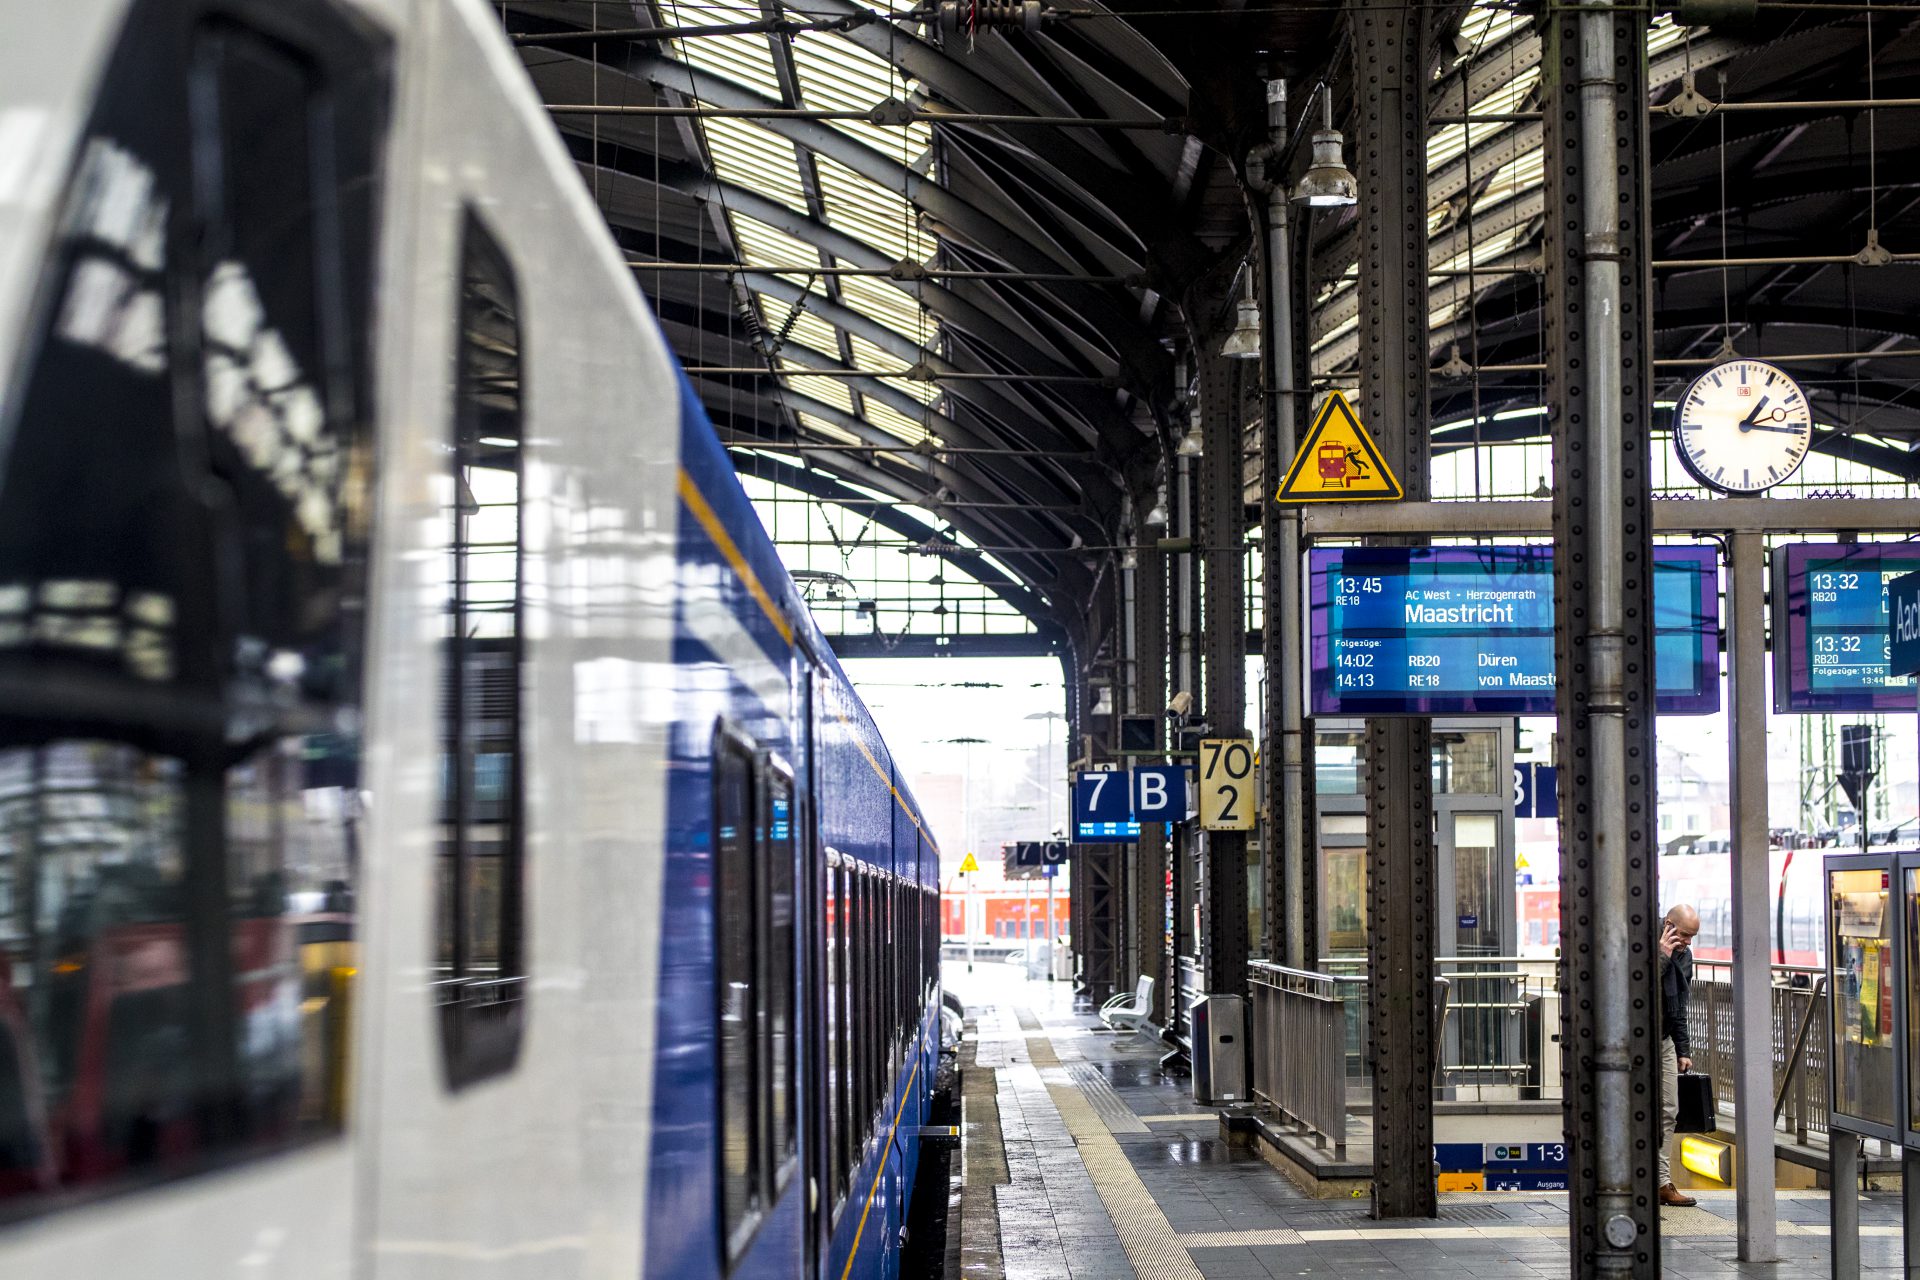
0, 1, 942, 1277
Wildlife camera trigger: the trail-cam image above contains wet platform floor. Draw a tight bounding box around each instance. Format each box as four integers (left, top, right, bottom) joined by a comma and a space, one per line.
944, 961, 1913, 1279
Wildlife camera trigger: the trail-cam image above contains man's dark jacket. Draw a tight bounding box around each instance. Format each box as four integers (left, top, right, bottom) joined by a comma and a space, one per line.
1661, 947, 1693, 1057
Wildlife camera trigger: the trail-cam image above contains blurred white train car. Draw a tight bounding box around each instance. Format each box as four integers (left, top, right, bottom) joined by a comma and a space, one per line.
0, 2, 943, 1277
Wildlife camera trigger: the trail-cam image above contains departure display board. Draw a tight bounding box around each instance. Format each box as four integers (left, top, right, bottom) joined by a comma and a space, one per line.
1308, 545, 1720, 716
1774, 543, 1920, 712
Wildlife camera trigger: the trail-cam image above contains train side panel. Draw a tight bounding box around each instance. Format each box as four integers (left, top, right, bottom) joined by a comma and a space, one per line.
353, 0, 680, 1274
0, 0, 395, 1275
640, 386, 805, 1279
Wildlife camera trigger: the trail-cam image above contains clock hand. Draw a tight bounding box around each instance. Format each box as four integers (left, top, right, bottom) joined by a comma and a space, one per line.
1736, 394, 1771, 430
1741, 422, 1806, 435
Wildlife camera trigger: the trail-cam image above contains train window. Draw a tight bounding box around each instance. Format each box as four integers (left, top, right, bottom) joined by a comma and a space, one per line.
851, 871, 867, 1131
759, 761, 797, 1189
434, 210, 527, 1090
864, 877, 876, 1123
875, 875, 887, 1113
827, 859, 848, 1202
925, 888, 937, 999
837, 864, 854, 1195
897, 880, 909, 1044
0, 3, 383, 1220
713, 728, 761, 1259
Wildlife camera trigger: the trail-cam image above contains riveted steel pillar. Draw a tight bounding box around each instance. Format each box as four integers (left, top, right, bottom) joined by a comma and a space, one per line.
1546, 0, 1661, 1271
1132, 531, 1172, 1023
1258, 81, 1311, 969
1196, 343, 1250, 998
1354, 0, 1437, 1220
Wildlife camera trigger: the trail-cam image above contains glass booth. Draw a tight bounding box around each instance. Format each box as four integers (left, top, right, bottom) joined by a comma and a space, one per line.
1826, 852, 1909, 1140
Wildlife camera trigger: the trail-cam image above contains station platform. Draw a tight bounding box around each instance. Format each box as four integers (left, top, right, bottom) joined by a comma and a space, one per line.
943, 963, 1911, 1279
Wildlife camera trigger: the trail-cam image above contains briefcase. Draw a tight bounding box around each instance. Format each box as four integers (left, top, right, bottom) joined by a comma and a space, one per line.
1675, 1071, 1716, 1134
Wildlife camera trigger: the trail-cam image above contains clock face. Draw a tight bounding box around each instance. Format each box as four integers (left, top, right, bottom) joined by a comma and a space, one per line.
1672, 359, 1813, 495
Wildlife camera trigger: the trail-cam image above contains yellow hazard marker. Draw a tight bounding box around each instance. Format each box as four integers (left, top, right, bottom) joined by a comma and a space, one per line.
1275, 391, 1403, 502
957, 851, 980, 873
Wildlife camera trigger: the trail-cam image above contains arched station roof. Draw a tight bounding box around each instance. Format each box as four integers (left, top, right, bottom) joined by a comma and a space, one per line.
499, 1, 1920, 643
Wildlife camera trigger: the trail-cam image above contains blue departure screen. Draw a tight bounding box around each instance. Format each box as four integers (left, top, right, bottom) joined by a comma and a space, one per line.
1309, 545, 1719, 716
1775, 543, 1920, 712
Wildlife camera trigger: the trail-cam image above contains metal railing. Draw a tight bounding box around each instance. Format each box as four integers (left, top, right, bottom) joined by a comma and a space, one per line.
1320, 955, 1560, 1100
1689, 962, 1830, 1141
1248, 961, 1350, 1154
1246, 957, 1836, 1147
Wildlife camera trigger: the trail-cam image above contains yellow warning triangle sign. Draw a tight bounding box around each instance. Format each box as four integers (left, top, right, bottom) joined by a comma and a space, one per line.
1275, 392, 1403, 503
957, 852, 980, 873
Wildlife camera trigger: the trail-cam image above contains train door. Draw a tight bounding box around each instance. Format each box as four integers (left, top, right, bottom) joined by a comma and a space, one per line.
796, 648, 828, 1279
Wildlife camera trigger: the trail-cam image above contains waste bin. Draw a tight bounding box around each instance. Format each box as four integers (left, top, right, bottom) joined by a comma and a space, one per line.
1192, 994, 1247, 1105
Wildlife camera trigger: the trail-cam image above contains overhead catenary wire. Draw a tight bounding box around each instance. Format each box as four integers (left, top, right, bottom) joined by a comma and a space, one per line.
684, 365, 1119, 384
544, 102, 1186, 129
627, 259, 1145, 284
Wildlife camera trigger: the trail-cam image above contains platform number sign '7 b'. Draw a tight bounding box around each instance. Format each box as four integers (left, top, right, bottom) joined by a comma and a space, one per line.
1198, 738, 1257, 831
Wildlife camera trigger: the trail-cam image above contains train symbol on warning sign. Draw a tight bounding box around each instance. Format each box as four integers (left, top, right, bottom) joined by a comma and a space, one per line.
1316, 442, 1370, 489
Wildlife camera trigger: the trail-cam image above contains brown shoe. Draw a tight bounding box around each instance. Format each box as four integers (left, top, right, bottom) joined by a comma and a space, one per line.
1659, 1183, 1697, 1207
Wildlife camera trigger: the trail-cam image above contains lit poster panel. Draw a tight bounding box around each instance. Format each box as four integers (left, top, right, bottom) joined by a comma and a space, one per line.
1773, 543, 1920, 713
1309, 545, 1720, 716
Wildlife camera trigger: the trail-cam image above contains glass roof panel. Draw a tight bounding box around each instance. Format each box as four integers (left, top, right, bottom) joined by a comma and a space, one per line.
647, 14, 949, 460
1647, 14, 1688, 57
814, 154, 928, 263
758, 294, 844, 359
881, 375, 941, 407
1428, 67, 1538, 170
739, 472, 1033, 641
838, 271, 929, 342
1455, 6, 1530, 55
780, 357, 855, 413
795, 411, 862, 444
1476, 148, 1546, 210
1431, 223, 1532, 277
789, 30, 933, 160
702, 116, 809, 212
732, 215, 828, 289
848, 334, 911, 374
1314, 4, 1699, 366
863, 397, 937, 445
661, 0, 782, 100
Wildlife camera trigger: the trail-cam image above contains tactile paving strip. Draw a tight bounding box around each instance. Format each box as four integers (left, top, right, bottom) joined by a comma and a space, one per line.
1044, 1080, 1207, 1280
1065, 1062, 1150, 1134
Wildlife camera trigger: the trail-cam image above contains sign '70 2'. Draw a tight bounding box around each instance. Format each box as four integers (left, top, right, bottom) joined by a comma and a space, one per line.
1198, 738, 1257, 831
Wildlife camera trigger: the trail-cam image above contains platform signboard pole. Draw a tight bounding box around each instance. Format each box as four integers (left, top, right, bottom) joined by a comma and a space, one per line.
1886, 569, 1920, 1276
1727, 532, 1777, 1259
1046, 865, 1056, 982
959, 851, 980, 973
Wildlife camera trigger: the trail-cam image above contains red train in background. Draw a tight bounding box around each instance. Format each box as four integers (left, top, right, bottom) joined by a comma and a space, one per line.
1521, 847, 1843, 967
942, 886, 1070, 942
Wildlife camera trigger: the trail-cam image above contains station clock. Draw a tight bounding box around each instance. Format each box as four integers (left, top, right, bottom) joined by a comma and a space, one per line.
1670, 357, 1814, 495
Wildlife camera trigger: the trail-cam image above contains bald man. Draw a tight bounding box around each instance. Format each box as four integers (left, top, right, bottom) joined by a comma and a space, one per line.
1658, 904, 1700, 1207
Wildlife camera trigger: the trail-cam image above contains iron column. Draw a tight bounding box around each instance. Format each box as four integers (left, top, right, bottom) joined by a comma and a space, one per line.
1546, 0, 1662, 1270
1353, 0, 1438, 1219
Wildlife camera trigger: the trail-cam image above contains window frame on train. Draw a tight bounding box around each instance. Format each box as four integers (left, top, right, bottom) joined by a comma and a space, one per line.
712, 721, 762, 1265
756, 750, 799, 1197
434, 206, 529, 1091
709, 724, 804, 1268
